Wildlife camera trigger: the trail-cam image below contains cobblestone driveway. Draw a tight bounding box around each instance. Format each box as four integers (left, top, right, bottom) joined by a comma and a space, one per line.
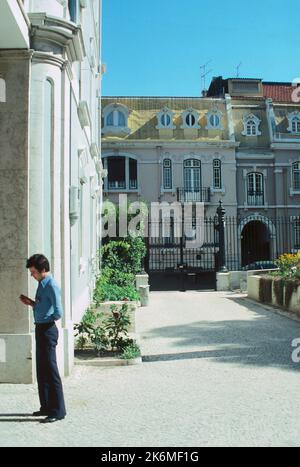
1, 291, 300, 447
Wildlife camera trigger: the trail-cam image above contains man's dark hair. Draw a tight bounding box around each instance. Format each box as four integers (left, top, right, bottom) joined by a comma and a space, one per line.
26, 254, 50, 273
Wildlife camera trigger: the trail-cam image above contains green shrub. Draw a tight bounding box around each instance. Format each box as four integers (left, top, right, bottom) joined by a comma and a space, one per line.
104, 304, 133, 351
275, 252, 300, 278
101, 236, 146, 275
94, 276, 139, 304
74, 308, 100, 349
121, 341, 141, 360
74, 304, 134, 354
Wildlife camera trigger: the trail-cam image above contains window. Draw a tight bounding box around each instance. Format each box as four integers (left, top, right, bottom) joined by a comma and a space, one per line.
186, 114, 196, 127
102, 104, 130, 135
107, 157, 126, 189
206, 111, 223, 130
213, 159, 222, 189
247, 173, 264, 206
292, 162, 300, 190
292, 117, 300, 133
242, 114, 261, 137
104, 156, 138, 191
181, 109, 200, 129
287, 112, 300, 134
161, 113, 171, 127
129, 158, 138, 189
68, 0, 78, 22
156, 107, 176, 130
246, 120, 257, 136
210, 114, 220, 127
106, 110, 126, 128
163, 159, 172, 190
184, 159, 201, 192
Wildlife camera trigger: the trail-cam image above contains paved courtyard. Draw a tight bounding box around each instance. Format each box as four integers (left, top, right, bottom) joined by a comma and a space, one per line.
1, 291, 300, 447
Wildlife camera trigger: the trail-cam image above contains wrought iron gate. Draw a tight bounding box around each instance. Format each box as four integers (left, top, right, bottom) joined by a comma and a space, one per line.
145, 203, 226, 291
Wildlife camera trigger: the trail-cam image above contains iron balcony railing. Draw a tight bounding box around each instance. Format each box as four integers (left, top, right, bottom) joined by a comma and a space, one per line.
247, 191, 264, 206
177, 188, 211, 203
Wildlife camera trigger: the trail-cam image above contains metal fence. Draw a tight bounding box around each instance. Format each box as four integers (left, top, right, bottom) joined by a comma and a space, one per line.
146, 213, 300, 274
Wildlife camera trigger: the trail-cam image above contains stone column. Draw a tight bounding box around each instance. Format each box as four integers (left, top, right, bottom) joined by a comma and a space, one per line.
0, 51, 34, 383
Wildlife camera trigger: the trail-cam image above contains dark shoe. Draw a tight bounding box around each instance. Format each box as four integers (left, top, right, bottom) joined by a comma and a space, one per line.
33, 410, 49, 417
40, 416, 65, 424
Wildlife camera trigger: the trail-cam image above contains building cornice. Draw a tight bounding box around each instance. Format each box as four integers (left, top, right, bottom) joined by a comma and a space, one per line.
102, 140, 240, 150
31, 50, 73, 79
236, 153, 274, 159
29, 13, 86, 63
271, 142, 300, 150
0, 49, 34, 61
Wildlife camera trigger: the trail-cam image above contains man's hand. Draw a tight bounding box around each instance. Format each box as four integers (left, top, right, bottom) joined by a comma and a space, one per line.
20, 295, 35, 307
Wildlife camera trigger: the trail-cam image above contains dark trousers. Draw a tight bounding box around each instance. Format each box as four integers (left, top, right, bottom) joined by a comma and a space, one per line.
35, 322, 66, 419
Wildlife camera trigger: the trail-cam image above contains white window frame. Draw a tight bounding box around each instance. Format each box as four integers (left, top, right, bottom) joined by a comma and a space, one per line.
102, 103, 130, 135
287, 112, 300, 134
242, 113, 262, 137
205, 110, 224, 130
292, 162, 300, 191
247, 172, 264, 206
213, 159, 222, 189
184, 159, 201, 192
181, 108, 200, 129
156, 107, 176, 130
163, 159, 173, 190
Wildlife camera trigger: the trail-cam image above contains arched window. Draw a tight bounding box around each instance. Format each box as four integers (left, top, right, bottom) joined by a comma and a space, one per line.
163, 159, 172, 190
106, 110, 126, 128
292, 162, 300, 190
0, 77, 6, 103
247, 172, 264, 206
102, 104, 130, 134
213, 159, 222, 189
242, 114, 261, 137
291, 116, 300, 133
246, 120, 257, 136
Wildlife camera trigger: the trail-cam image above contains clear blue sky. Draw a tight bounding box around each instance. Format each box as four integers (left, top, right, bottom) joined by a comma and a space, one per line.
102, 0, 300, 97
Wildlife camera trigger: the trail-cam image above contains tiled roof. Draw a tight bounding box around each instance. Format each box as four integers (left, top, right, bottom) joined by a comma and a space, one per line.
262, 83, 298, 103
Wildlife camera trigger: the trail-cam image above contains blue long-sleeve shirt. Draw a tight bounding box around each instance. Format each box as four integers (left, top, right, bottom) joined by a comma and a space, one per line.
33, 275, 64, 324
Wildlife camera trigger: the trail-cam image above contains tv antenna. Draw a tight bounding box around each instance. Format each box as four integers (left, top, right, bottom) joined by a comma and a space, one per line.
236, 62, 242, 78
200, 60, 213, 96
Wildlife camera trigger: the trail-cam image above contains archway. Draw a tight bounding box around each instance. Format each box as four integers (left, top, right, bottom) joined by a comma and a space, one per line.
241, 221, 271, 266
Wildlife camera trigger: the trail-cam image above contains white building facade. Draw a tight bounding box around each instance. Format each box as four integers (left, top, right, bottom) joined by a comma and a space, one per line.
0, 0, 103, 383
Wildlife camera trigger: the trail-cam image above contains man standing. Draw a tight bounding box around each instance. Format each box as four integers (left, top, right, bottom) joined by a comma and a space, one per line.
20, 254, 66, 423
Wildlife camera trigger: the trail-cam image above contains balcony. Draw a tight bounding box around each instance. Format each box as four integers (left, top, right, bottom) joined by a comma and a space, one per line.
247, 191, 264, 206
274, 132, 300, 141
0, 1, 30, 48
106, 179, 138, 191
177, 188, 211, 203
